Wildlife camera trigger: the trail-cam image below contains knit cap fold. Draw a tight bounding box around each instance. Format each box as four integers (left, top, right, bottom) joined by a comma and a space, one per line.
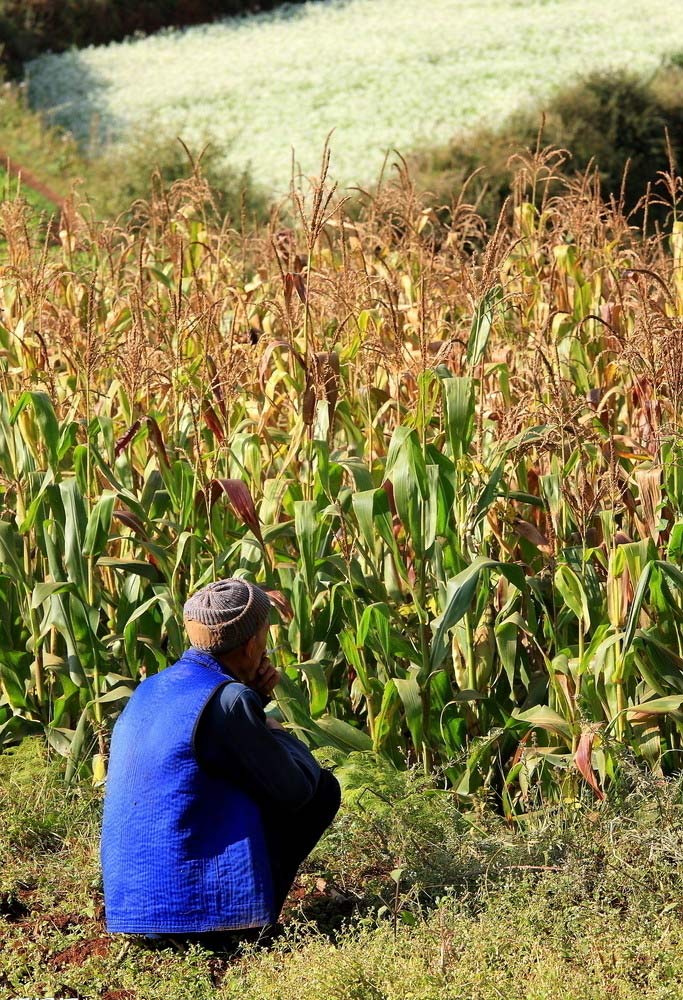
183, 579, 272, 653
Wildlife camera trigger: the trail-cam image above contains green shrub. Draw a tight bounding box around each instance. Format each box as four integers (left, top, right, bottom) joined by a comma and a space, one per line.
539, 69, 682, 211
85, 134, 271, 224
410, 64, 683, 232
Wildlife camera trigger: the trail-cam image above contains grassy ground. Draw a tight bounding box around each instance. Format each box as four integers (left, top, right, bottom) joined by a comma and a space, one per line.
0, 82, 269, 223
0, 83, 76, 201
3, 741, 683, 1000
0, 165, 58, 214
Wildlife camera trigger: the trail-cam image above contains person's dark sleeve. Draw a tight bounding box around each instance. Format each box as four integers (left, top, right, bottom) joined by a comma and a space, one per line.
194, 683, 321, 811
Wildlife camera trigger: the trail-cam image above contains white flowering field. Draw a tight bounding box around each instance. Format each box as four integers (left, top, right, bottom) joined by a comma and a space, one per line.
26, 0, 683, 195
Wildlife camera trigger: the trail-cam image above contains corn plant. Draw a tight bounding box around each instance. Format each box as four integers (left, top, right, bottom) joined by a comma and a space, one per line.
1, 155, 683, 810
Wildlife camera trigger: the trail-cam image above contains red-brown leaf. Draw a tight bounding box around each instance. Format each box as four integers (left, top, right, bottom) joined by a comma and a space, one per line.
199, 478, 264, 548
381, 479, 397, 518
114, 419, 141, 459
302, 376, 316, 425
264, 588, 294, 622
205, 354, 227, 419
113, 509, 148, 540
284, 271, 307, 305
513, 518, 551, 553
574, 729, 605, 800
202, 402, 225, 442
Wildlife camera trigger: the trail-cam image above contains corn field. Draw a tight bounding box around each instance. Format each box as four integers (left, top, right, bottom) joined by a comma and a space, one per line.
1, 150, 683, 814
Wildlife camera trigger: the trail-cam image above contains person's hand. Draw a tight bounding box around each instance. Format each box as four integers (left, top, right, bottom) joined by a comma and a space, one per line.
265, 716, 286, 732
251, 655, 281, 700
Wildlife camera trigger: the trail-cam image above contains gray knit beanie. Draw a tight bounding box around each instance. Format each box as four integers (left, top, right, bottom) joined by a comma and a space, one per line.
183, 579, 272, 653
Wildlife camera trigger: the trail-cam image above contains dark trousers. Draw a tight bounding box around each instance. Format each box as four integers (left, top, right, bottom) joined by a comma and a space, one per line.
143, 768, 341, 950
262, 767, 342, 918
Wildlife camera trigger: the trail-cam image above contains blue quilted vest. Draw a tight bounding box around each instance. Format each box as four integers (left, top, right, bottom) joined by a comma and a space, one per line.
100, 648, 276, 934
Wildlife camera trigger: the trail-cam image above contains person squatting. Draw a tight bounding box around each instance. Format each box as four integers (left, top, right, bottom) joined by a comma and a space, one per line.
100, 578, 341, 943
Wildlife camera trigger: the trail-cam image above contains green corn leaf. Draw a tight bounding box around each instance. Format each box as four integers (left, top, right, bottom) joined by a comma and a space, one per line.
82, 491, 116, 559
18, 469, 55, 533
425, 448, 455, 536
668, 521, 683, 562
59, 479, 88, 592
539, 472, 562, 524
148, 265, 173, 288
472, 462, 505, 529
35, 580, 86, 686
504, 490, 545, 507
515, 705, 574, 744
288, 574, 314, 660
94, 415, 115, 462
294, 500, 318, 593
428, 669, 466, 755
467, 285, 503, 369
0, 520, 29, 591
372, 678, 400, 753
44, 725, 77, 757
495, 617, 519, 689
64, 705, 91, 784
590, 631, 622, 680
338, 457, 374, 492
271, 671, 326, 749
158, 592, 184, 662
351, 487, 408, 580
0, 661, 31, 711
431, 557, 526, 670
424, 464, 439, 553
123, 595, 164, 670
68, 592, 105, 670
554, 564, 590, 629
394, 666, 424, 755
357, 603, 392, 662
0, 395, 16, 479
339, 628, 370, 692
97, 557, 159, 581
386, 426, 430, 556
88, 443, 149, 524
57, 420, 79, 461
352, 488, 387, 552
626, 695, 683, 718
31, 581, 76, 609
623, 561, 654, 655
441, 377, 474, 459
316, 716, 372, 752
94, 685, 135, 704
632, 632, 683, 695
295, 659, 329, 718
386, 426, 429, 498
657, 559, 683, 595
11, 390, 60, 470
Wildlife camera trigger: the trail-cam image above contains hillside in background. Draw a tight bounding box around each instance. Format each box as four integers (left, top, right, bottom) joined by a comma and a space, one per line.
0, 0, 311, 76
24, 0, 683, 194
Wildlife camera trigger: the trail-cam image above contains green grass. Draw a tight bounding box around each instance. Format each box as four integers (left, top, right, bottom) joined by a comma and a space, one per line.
0, 84, 77, 197
3, 741, 683, 999
0, 81, 269, 224
0, 165, 58, 216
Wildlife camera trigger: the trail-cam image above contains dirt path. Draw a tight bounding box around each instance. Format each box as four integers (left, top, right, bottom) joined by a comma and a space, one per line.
0, 146, 65, 208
